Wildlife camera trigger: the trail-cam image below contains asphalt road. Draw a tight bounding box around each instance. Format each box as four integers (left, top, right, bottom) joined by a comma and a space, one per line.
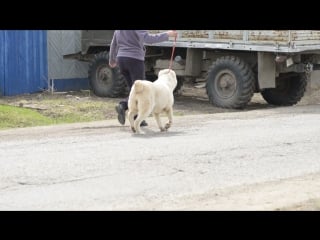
1, 104, 320, 210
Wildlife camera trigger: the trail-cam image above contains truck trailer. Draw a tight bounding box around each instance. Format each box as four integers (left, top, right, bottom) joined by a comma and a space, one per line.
63, 30, 320, 109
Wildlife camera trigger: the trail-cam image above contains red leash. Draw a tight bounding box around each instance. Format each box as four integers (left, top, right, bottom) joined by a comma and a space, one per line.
168, 34, 177, 70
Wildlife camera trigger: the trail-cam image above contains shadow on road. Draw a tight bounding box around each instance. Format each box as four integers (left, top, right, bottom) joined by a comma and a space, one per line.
131, 129, 185, 138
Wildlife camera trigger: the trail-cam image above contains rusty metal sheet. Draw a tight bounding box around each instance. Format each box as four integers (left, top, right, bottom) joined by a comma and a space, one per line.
212, 30, 243, 40
291, 31, 320, 41
248, 31, 289, 42
148, 30, 320, 52
180, 30, 209, 39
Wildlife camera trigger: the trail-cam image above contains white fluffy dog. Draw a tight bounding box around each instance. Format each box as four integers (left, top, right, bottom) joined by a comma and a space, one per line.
128, 69, 178, 134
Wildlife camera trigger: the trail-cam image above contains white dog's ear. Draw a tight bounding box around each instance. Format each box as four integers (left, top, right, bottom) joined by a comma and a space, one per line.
167, 69, 176, 79
158, 69, 164, 77
158, 69, 176, 78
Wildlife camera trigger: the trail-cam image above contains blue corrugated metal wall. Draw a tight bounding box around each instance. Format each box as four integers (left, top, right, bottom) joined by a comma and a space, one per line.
0, 32, 5, 96
0, 30, 48, 96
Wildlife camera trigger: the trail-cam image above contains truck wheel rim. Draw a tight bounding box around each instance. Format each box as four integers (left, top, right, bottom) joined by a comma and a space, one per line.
214, 70, 237, 98
96, 64, 112, 86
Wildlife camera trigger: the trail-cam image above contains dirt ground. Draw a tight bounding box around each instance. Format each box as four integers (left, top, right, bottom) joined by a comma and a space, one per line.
1, 81, 320, 118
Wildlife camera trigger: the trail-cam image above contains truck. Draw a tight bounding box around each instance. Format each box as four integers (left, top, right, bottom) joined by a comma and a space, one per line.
63, 30, 320, 109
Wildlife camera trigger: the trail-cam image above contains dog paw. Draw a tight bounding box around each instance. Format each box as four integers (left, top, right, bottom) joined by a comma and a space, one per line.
165, 123, 171, 129
160, 127, 167, 132
131, 127, 136, 133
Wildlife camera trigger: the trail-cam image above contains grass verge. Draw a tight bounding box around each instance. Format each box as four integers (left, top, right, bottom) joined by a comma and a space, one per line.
0, 92, 119, 130
0, 104, 57, 129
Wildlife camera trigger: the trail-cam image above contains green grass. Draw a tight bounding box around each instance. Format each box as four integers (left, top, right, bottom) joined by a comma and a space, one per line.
0, 94, 119, 130
0, 104, 57, 129
39, 99, 116, 122
0, 91, 186, 130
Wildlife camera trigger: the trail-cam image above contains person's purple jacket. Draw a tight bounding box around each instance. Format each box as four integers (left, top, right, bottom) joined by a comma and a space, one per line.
109, 30, 169, 65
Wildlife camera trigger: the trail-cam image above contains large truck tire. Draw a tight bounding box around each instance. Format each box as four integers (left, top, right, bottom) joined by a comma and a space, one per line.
260, 72, 307, 106
174, 76, 184, 94
206, 56, 255, 109
88, 51, 127, 97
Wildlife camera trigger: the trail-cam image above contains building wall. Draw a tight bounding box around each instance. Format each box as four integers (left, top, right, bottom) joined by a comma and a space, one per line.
47, 30, 90, 91
0, 30, 47, 96
0, 32, 4, 96
47, 30, 89, 79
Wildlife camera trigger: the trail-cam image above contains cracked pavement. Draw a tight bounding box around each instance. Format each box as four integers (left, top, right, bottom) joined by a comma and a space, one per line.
1, 104, 320, 210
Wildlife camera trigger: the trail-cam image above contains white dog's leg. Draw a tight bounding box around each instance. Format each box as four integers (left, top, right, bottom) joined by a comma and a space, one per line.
133, 115, 146, 134
128, 110, 136, 133
154, 113, 165, 132
164, 107, 173, 130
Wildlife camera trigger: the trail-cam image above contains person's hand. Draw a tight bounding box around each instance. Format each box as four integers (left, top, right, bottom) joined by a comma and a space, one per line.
167, 30, 177, 38
109, 62, 117, 68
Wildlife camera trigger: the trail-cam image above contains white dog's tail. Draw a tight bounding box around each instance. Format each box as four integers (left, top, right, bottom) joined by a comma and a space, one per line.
133, 80, 144, 93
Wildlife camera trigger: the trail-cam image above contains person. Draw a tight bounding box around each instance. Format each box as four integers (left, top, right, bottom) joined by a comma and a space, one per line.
109, 30, 178, 126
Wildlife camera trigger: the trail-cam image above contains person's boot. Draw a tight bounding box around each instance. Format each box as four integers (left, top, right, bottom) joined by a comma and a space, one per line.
140, 120, 148, 127
115, 104, 126, 125
134, 115, 148, 127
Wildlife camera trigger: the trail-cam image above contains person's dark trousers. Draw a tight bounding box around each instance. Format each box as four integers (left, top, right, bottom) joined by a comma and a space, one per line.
117, 56, 145, 110
116, 56, 148, 127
